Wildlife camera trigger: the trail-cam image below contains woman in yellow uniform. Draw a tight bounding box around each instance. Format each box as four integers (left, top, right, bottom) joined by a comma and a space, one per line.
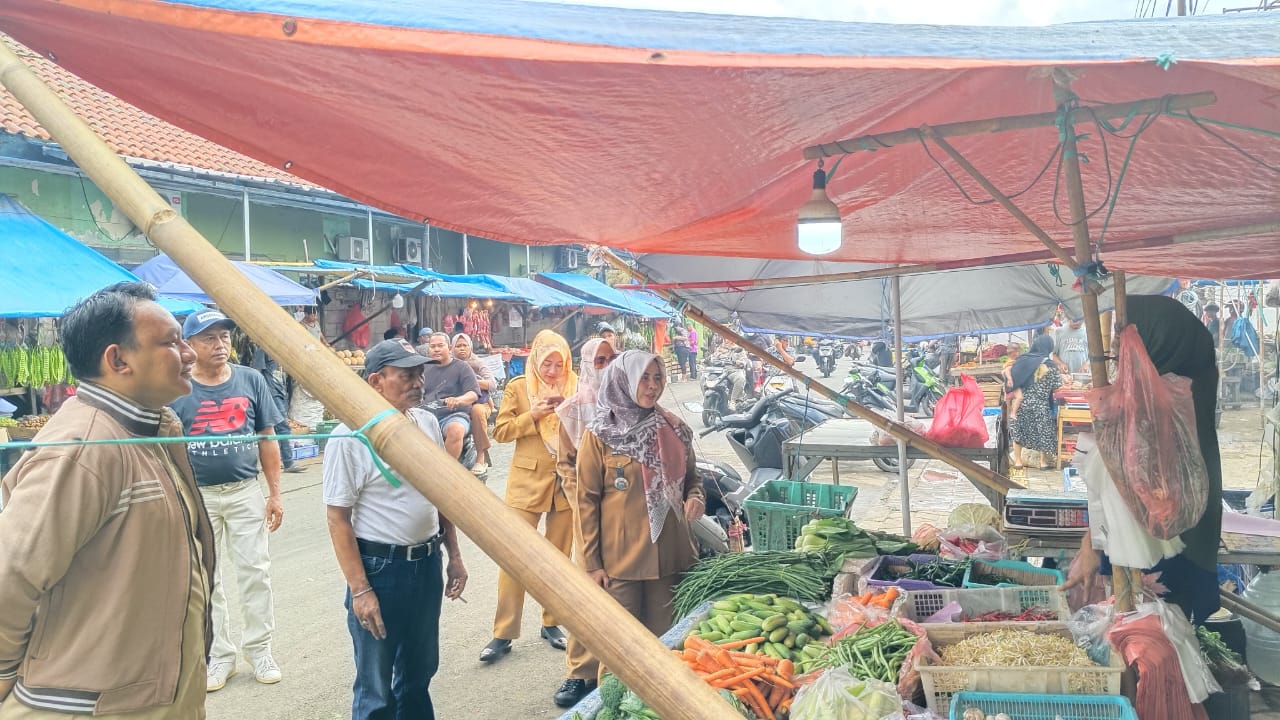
576, 350, 705, 638
481, 330, 577, 662
550, 337, 617, 707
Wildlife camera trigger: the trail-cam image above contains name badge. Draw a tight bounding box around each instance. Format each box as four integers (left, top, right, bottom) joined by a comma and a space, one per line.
613, 465, 629, 491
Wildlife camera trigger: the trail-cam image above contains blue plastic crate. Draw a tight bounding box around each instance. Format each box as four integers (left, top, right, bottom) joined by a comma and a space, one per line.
949, 692, 1138, 720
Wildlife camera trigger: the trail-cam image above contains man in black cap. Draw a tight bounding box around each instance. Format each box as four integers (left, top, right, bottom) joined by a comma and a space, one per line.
323, 339, 467, 720
170, 310, 285, 692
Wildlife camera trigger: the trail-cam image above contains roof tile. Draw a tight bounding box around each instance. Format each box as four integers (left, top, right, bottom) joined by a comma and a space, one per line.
0, 34, 316, 188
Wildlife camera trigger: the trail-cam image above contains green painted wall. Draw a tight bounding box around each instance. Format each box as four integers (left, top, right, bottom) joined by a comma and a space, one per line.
0, 164, 540, 275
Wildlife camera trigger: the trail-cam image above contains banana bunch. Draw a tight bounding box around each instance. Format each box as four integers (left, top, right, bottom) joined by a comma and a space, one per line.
0, 346, 73, 388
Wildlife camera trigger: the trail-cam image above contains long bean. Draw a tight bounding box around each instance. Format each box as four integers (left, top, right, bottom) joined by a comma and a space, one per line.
673, 551, 831, 617
812, 620, 918, 683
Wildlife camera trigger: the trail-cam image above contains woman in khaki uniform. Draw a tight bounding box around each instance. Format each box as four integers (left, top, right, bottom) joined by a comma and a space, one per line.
480, 330, 577, 662
550, 337, 617, 707
576, 350, 705, 639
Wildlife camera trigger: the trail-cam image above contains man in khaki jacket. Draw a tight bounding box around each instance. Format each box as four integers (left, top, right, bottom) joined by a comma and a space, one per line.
0, 282, 217, 718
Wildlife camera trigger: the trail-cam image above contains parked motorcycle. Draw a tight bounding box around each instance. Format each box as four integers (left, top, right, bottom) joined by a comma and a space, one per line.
697, 362, 753, 428
852, 361, 941, 418
421, 400, 481, 475
816, 338, 838, 378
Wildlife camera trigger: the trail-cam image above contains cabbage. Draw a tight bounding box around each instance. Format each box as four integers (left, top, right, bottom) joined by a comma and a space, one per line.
948, 503, 1001, 530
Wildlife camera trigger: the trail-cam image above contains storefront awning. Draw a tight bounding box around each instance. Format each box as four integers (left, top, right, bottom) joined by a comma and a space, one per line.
535, 273, 673, 320
135, 254, 317, 306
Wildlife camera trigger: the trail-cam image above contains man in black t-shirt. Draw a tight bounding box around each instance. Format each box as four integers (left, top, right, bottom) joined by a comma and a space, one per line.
170, 310, 285, 692
418, 332, 479, 460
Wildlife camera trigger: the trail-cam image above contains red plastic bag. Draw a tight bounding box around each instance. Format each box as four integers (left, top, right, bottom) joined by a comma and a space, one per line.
924, 374, 988, 448
1088, 325, 1209, 540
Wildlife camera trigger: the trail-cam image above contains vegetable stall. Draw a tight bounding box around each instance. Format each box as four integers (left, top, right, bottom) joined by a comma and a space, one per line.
563, 508, 1252, 720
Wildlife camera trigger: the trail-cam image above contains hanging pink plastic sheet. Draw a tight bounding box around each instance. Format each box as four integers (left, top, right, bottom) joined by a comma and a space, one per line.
1088, 326, 1209, 540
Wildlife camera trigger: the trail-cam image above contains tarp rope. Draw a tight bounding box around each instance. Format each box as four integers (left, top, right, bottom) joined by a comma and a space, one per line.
0, 407, 407, 487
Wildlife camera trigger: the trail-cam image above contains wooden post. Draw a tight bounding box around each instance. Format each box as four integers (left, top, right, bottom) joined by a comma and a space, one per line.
0, 43, 741, 720
601, 250, 1024, 498
892, 275, 912, 536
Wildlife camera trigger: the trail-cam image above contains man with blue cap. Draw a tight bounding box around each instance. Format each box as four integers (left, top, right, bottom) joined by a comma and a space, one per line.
170, 309, 285, 692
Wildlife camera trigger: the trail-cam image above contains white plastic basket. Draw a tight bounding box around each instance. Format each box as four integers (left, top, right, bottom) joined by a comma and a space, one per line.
899, 586, 1069, 623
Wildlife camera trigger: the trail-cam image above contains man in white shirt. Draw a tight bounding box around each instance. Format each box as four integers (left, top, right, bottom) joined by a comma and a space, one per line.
323, 339, 467, 720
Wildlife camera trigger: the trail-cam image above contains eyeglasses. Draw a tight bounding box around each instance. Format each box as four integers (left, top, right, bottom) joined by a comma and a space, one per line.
593, 354, 618, 367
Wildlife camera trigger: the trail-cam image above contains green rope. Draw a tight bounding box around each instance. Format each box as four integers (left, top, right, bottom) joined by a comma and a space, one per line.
1154, 53, 1177, 71
0, 407, 407, 488
1165, 111, 1280, 140
1094, 129, 1144, 253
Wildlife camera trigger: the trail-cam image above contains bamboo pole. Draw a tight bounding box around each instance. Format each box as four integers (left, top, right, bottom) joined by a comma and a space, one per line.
618, 220, 1280, 292
803, 91, 1216, 159
921, 127, 1079, 272
1053, 75, 1144, 612
0, 43, 740, 720
892, 275, 912, 535
601, 249, 1024, 497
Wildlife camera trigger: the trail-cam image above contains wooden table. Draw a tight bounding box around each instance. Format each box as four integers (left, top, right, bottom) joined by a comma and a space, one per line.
781, 417, 1008, 506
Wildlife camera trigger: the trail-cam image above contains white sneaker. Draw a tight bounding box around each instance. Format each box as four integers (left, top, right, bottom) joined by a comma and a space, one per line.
253, 654, 282, 684
206, 661, 237, 692
470, 462, 489, 475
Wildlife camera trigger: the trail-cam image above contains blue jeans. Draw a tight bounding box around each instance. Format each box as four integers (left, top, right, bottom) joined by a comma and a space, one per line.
346, 550, 444, 720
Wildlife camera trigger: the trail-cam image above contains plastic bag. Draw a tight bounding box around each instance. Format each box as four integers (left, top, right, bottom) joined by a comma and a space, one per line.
791, 666, 905, 720
1067, 602, 1116, 665
937, 525, 1006, 562
1088, 326, 1209, 540
1150, 599, 1221, 703
827, 592, 896, 632
924, 375, 989, 448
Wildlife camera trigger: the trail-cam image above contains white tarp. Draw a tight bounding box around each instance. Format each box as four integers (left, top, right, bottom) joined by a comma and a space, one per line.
633, 255, 1176, 340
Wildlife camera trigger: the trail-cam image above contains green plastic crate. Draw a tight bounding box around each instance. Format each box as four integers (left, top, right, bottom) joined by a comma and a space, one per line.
742, 480, 857, 551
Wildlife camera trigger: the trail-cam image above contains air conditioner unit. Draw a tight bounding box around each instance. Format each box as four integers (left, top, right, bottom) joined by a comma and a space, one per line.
395, 237, 424, 265
560, 246, 580, 269
337, 235, 371, 263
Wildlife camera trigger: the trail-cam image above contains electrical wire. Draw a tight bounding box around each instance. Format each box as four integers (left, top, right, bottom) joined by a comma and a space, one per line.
916, 132, 1062, 207
1179, 109, 1280, 174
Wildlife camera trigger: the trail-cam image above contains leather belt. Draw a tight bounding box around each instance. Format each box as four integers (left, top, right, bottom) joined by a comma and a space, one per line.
357, 534, 441, 561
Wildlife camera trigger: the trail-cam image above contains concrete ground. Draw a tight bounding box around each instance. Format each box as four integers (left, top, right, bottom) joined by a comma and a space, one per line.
205, 354, 1277, 719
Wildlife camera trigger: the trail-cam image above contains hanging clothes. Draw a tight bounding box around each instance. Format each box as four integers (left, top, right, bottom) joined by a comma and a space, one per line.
341, 303, 370, 349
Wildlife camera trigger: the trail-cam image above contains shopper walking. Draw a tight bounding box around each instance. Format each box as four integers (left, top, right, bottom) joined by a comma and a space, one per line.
480, 330, 577, 663
323, 339, 467, 720
685, 324, 699, 381
1004, 334, 1061, 471
576, 351, 704, 646
0, 282, 215, 718
550, 338, 617, 707
170, 310, 285, 691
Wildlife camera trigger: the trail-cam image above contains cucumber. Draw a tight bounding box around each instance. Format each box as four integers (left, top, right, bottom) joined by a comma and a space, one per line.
767, 627, 789, 643
734, 613, 764, 628
713, 616, 733, 635
698, 621, 713, 634
712, 600, 739, 613
782, 633, 796, 649
729, 629, 758, 642
744, 642, 759, 655
795, 632, 813, 648
761, 614, 788, 632
801, 643, 825, 659
746, 601, 776, 614
815, 615, 834, 635
786, 620, 813, 635
761, 644, 783, 660
729, 621, 759, 633
774, 598, 804, 612
699, 631, 725, 642
766, 642, 792, 660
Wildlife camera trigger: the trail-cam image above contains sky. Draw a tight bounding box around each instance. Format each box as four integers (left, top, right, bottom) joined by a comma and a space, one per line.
527, 0, 1214, 25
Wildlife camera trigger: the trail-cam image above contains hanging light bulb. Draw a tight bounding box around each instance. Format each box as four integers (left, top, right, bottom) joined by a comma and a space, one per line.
391, 293, 405, 309
796, 160, 842, 255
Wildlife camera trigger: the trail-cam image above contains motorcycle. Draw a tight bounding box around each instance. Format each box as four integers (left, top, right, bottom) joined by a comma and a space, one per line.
697, 361, 753, 428
852, 361, 941, 418
816, 338, 837, 378
690, 386, 853, 555
837, 369, 917, 473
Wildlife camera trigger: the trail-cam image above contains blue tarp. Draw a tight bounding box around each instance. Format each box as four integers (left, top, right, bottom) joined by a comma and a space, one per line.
0, 196, 202, 317
535, 273, 673, 320
135, 254, 317, 306
347, 278, 521, 302
455, 274, 620, 311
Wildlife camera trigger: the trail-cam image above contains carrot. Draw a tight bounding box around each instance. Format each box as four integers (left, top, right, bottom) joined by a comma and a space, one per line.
760, 670, 795, 689
729, 651, 779, 665
712, 667, 766, 688
777, 659, 795, 680
744, 681, 775, 720
732, 687, 763, 716
684, 634, 709, 652
778, 695, 794, 714
711, 645, 735, 670
716, 635, 766, 651
701, 667, 737, 682
696, 650, 722, 674
765, 678, 789, 708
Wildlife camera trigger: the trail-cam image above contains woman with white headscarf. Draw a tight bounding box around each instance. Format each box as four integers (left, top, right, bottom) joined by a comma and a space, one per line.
550, 337, 618, 707
481, 330, 577, 663
576, 350, 704, 637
